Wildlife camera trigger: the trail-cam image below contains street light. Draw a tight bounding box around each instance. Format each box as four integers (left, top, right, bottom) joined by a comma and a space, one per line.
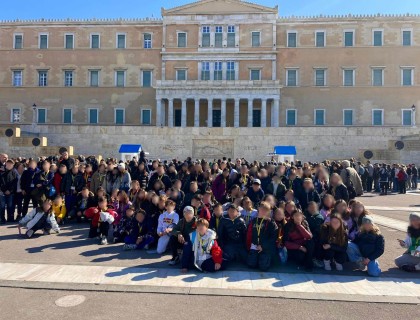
412, 104, 416, 127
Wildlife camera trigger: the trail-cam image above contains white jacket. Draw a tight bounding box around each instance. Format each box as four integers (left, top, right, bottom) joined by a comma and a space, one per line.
19, 208, 60, 233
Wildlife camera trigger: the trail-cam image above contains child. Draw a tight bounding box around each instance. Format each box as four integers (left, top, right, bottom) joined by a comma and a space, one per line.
347, 216, 385, 277
115, 190, 132, 226
191, 194, 211, 221
18, 200, 60, 238
284, 201, 297, 219
320, 194, 335, 220
128, 180, 140, 202
52, 194, 66, 225
182, 218, 225, 273
123, 209, 155, 250
304, 201, 325, 268
246, 201, 278, 271
395, 212, 420, 272
70, 187, 95, 222
114, 205, 135, 243
350, 201, 370, 229
332, 200, 357, 241
209, 203, 224, 234
168, 206, 197, 265
240, 196, 258, 226
85, 196, 116, 245
320, 214, 348, 271
273, 207, 288, 263
156, 199, 179, 254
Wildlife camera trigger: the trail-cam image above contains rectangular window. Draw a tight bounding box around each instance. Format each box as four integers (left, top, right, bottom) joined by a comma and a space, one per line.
117, 33, 126, 49
174, 109, 182, 127
314, 109, 325, 125
14, 34, 23, 49
141, 109, 151, 125
12, 70, 23, 87
315, 69, 326, 86
115, 109, 125, 124
286, 109, 297, 126
142, 70, 152, 87
89, 109, 98, 124
11, 109, 21, 123
91, 34, 100, 49
177, 32, 187, 48
115, 71, 125, 87
286, 69, 298, 87
343, 69, 355, 86
343, 109, 353, 126
212, 110, 221, 128
287, 31, 297, 47
202, 26, 210, 47
402, 68, 413, 86
372, 69, 384, 86
315, 31, 325, 47
373, 30, 383, 46
65, 34, 74, 49
250, 69, 261, 81
201, 62, 210, 81
226, 61, 235, 80
176, 69, 187, 81
344, 31, 354, 47
251, 31, 260, 47
402, 109, 413, 126
214, 61, 222, 80
215, 26, 223, 48
89, 70, 99, 87
39, 34, 48, 49
64, 71, 73, 87
144, 33, 152, 49
253, 110, 261, 127
227, 25, 235, 47
402, 30, 412, 46
63, 109, 72, 124
372, 109, 383, 126
38, 71, 48, 87
37, 108, 46, 124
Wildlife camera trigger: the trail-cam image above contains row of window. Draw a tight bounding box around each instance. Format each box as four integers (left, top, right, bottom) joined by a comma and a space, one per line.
11, 32, 153, 50
10, 108, 152, 125
285, 67, 416, 87
11, 70, 153, 88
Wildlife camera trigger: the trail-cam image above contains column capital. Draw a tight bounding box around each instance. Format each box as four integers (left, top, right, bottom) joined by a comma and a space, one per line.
167, 98, 174, 102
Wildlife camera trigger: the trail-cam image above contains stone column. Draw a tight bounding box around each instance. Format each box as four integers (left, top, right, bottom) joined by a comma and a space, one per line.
221, 98, 227, 127
234, 98, 240, 128
207, 98, 213, 128
273, 98, 280, 127
168, 98, 174, 128
247, 98, 253, 127
261, 98, 267, 128
194, 99, 200, 127
181, 98, 187, 128
156, 98, 162, 126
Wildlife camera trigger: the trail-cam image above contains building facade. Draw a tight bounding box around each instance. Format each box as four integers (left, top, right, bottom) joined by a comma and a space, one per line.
0, 0, 420, 130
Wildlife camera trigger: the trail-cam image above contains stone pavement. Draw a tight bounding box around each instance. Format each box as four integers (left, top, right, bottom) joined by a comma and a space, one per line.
0, 262, 419, 304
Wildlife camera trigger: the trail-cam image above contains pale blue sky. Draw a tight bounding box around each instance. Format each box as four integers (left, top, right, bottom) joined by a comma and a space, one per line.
1, 0, 420, 20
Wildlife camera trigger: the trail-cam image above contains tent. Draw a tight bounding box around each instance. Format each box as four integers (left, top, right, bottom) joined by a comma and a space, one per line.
267, 146, 297, 163
119, 144, 142, 161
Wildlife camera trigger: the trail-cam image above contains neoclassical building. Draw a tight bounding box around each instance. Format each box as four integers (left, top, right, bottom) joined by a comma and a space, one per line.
1, 0, 420, 129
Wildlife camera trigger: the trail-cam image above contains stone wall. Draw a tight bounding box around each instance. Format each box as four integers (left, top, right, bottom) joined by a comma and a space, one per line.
2, 125, 419, 163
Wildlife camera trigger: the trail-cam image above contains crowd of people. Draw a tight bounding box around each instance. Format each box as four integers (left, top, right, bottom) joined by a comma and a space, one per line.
0, 151, 419, 275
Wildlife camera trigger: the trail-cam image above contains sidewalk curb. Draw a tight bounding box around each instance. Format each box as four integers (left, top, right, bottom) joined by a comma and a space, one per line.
0, 280, 418, 305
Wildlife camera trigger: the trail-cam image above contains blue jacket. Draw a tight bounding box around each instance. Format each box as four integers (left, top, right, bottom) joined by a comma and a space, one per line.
353, 231, 385, 261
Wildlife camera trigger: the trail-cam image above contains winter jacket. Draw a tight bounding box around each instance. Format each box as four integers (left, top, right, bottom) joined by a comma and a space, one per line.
90, 171, 106, 193
119, 171, 131, 192
299, 189, 321, 211
211, 174, 228, 203
327, 183, 349, 202
266, 181, 286, 201
353, 231, 385, 261
84, 206, 117, 228
148, 173, 172, 191
284, 177, 304, 199
320, 224, 348, 252
34, 170, 54, 194
190, 229, 223, 271
52, 204, 66, 220
246, 217, 278, 253
115, 215, 135, 238
21, 168, 40, 193
305, 212, 324, 242
246, 188, 265, 206
61, 172, 85, 194
131, 170, 149, 190
283, 222, 313, 250
52, 172, 64, 195
73, 192, 96, 212
171, 216, 197, 239
340, 167, 363, 196
0, 169, 17, 194
19, 208, 59, 232
218, 215, 247, 247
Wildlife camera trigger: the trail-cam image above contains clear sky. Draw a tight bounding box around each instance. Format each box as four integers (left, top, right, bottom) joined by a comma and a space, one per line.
1, 0, 420, 20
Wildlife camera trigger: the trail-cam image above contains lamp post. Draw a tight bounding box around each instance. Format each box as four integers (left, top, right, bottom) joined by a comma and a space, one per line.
412, 104, 416, 128
32, 103, 37, 131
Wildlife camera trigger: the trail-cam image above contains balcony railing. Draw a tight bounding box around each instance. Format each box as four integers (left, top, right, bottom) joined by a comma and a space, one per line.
156, 80, 281, 88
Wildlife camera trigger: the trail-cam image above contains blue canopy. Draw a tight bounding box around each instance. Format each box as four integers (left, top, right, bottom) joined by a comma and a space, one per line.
119, 144, 142, 153
273, 146, 296, 155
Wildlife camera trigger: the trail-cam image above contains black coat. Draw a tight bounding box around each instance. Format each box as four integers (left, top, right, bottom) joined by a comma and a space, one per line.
353, 231, 385, 261
299, 190, 321, 211
218, 215, 247, 247
0, 169, 17, 193
61, 172, 85, 194
327, 184, 349, 202
20, 168, 40, 193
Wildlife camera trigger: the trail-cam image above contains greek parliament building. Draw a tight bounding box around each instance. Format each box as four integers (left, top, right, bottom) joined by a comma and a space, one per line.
1, 0, 420, 162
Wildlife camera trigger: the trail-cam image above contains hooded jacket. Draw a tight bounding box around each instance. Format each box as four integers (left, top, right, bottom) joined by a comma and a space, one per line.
190, 229, 223, 271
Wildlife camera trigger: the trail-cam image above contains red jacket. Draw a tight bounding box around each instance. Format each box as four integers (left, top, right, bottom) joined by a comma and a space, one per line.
284, 224, 312, 250
85, 206, 117, 228
199, 205, 211, 222
210, 239, 223, 264
53, 173, 63, 195
397, 170, 407, 182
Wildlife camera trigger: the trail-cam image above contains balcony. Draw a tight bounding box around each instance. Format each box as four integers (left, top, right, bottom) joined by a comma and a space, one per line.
156, 80, 281, 89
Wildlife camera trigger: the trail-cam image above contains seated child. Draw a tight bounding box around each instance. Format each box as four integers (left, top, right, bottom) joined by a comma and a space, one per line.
85, 196, 116, 245
240, 196, 258, 227
191, 194, 211, 221
113, 205, 135, 243
320, 214, 348, 271
305, 201, 325, 267
209, 203, 223, 235
123, 209, 155, 250
156, 199, 179, 254
69, 187, 95, 222
52, 195, 67, 225
169, 206, 197, 265
181, 218, 226, 273
18, 200, 60, 238
273, 207, 287, 263
395, 212, 420, 272
246, 201, 278, 271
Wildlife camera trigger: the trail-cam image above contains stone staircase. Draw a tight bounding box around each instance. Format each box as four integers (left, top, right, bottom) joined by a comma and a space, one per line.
0, 126, 74, 157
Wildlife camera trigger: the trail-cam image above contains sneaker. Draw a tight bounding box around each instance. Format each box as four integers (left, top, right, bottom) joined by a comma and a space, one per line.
323, 260, 332, 271
313, 259, 324, 268
168, 256, 180, 266
356, 259, 366, 271
401, 264, 416, 272
123, 244, 137, 251
100, 236, 108, 245
43, 229, 51, 235
26, 229, 34, 238
335, 262, 343, 271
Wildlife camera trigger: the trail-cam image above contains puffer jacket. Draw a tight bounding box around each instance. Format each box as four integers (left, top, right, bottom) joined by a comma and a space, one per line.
218, 215, 247, 247
353, 231, 385, 261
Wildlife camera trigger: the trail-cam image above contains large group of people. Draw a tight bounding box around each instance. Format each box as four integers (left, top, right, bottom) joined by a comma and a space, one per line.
0, 151, 419, 275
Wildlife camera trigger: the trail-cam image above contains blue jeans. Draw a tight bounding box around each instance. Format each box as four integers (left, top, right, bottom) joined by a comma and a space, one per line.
392, 177, 399, 192
347, 242, 381, 277
0, 194, 15, 222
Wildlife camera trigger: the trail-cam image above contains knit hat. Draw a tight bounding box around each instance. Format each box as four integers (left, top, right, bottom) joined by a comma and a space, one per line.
409, 212, 420, 221
362, 216, 374, 225
183, 206, 194, 215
